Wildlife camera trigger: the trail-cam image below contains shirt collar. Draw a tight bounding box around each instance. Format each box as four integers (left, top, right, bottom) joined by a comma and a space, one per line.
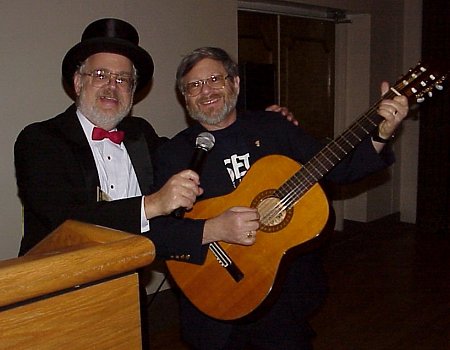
76, 109, 123, 148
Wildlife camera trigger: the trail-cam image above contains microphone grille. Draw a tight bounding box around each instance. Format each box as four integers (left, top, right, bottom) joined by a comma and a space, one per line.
196, 132, 215, 151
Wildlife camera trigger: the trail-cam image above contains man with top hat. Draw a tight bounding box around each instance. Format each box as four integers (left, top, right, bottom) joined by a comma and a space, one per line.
14, 18, 205, 257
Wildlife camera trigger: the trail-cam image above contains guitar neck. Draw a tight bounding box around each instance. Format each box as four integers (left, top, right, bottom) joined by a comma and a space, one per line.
275, 58, 449, 208
277, 87, 404, 207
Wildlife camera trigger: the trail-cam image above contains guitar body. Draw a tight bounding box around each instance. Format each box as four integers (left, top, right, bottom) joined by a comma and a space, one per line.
166, 155, 329, 320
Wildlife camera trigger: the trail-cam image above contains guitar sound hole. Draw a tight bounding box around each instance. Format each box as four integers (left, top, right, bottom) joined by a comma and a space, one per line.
251, 190, 294, 233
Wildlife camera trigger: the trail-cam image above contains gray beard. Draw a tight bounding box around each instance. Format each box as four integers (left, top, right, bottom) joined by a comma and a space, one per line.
79, 105, 129, 130
77, 90, 132, 130
187, 93, 238, 126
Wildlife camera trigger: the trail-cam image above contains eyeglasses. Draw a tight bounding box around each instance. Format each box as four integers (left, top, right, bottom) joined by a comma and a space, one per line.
80, 69, 135, 91
183, 75, 230, 97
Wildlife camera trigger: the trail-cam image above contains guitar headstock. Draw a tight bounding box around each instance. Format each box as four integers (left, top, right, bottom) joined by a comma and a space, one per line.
393, 62, 448, 103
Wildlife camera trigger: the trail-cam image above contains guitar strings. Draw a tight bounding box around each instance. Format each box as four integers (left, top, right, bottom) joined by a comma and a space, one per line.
258, 87, 405, 227
258, 109, 379, 225
259, 64, 427, 226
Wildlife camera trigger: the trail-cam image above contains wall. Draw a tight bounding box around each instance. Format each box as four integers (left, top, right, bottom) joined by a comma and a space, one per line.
0, 0, 237, 259
1, 0, 420, 262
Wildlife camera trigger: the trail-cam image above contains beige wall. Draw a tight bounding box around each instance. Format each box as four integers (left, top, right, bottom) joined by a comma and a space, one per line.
1, 0, 420, 260
1, 0, 238, 259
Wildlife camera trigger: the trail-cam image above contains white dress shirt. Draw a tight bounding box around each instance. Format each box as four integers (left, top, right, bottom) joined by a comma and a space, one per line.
77, 110, 150, 232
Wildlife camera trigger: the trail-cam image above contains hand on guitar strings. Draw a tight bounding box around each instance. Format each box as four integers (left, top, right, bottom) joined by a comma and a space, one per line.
202, 206, 260, 245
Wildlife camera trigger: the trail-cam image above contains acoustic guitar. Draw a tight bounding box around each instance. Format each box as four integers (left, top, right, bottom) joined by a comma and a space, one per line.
166, 62, 448, 321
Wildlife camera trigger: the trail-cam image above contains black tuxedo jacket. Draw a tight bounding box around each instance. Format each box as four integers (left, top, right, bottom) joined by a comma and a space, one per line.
14, 104, 204, 259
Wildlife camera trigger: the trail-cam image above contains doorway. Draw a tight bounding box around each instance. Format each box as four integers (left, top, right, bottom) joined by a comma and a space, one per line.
238, 10, 335, 140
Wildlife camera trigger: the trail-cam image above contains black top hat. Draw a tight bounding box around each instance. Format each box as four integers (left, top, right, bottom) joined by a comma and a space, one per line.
62, 18, 154, 93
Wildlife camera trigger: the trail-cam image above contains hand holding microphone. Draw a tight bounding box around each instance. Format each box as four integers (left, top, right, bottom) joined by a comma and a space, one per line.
172, 132, 215, 218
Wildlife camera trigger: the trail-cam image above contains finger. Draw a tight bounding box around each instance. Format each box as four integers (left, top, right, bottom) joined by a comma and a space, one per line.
234, 206, 258, 218
229, 206, 258, 214
247, 221, 260, 231
182, 183, 203, 201
171, 172, 202, 196
178, 169, 200, 184
265, 104, 281, 112
378, 100, 400, 116
241, 215, 260, 232
241, 230, 257, 245
392, 96, 409, 115
288, 113, 299, 125
394, 95, 408, 107
245, 230, 257, 239
278, 107, 288, 115
380, 81, 390, 96
174, 190, 198, 210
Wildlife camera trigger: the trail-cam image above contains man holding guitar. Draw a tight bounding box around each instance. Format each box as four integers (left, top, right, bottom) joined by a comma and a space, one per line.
151, 47, 409, 349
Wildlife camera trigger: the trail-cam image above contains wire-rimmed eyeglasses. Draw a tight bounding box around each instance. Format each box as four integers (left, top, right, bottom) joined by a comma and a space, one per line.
183, 74, 230, 97
80, 69, 135, 91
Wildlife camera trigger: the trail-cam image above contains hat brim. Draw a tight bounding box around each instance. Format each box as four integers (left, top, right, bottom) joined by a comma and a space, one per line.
62, 37, 154, 94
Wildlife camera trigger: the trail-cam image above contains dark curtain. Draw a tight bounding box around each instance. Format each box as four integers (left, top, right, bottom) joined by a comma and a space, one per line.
417, 0, 450, 233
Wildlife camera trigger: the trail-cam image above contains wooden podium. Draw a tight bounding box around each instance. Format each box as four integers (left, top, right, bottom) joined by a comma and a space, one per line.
0, 220, 155, 349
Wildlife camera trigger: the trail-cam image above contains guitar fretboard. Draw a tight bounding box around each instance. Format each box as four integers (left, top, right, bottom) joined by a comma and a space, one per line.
268, 61, 448, 218
275, 90, 399, 209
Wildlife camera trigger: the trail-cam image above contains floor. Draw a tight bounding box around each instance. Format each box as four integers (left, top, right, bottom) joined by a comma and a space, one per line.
145, 216, 450, 349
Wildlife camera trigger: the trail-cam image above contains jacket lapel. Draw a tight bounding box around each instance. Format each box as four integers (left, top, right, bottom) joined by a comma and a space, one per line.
59, 105, 100, 200
124, 134, 154, 194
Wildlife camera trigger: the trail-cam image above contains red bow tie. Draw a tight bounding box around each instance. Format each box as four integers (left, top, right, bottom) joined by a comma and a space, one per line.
92, 127, 125, 144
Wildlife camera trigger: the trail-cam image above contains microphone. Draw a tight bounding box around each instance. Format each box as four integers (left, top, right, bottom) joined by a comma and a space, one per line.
173, 132, 215, 218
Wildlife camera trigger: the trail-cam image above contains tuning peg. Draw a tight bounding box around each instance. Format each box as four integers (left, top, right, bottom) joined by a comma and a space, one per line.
435, 84, 443, 90
416, 95, 425, 103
